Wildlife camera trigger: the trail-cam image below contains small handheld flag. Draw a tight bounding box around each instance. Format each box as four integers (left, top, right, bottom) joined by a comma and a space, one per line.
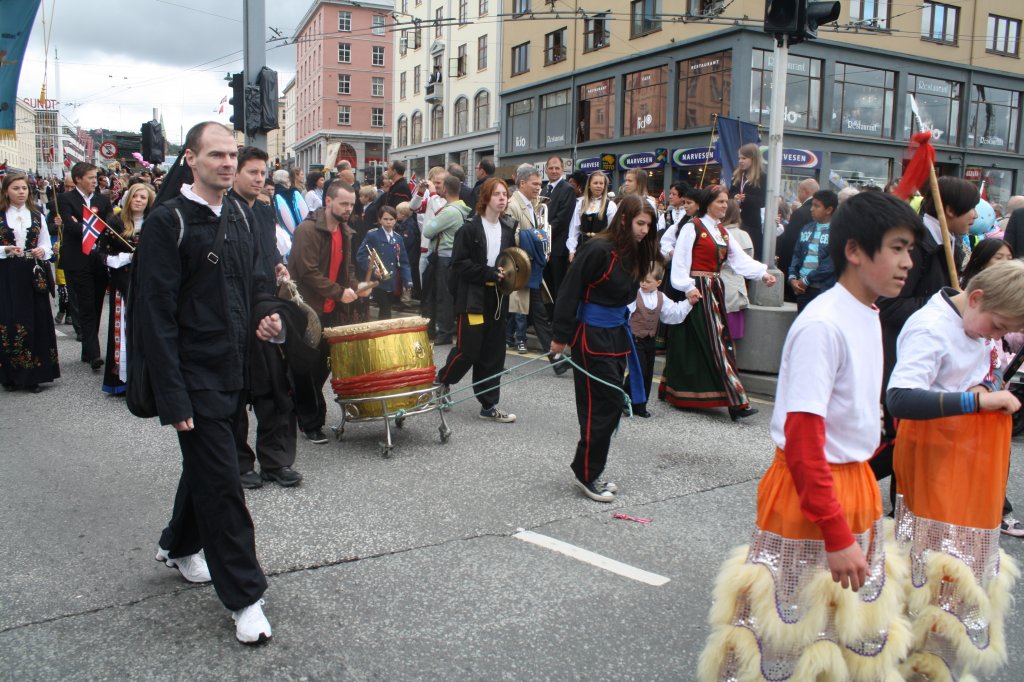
81, 206, 108, 255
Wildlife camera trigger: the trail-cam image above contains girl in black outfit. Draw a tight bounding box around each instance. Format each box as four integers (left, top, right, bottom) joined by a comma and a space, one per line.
551, 195, 659, 502
729, 142, 766, 260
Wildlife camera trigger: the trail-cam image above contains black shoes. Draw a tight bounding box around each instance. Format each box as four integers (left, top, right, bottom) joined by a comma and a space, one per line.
90, 358, 104, 372
239, 470, 263, 489
550, 354, 570, 375
434, 337, 453, 346
304, 428, 329, 444
261, 466, 303, 487
729, 406, 759, 422
574, 478, 616, 502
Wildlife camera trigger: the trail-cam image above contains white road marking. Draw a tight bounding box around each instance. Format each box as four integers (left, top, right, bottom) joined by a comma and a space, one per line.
54, 329, 66, 338
513, 529, 670, 586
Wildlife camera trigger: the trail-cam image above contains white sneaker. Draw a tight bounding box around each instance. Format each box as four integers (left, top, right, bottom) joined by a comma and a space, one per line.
155, 547, 212, 583
232, 599, 272, 644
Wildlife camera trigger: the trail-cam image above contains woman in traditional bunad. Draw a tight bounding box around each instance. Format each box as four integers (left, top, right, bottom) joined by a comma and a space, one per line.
659, 185, 774, 420
566, 171, 616, 262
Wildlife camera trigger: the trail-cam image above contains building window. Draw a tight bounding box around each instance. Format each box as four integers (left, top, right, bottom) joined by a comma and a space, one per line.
625, 66, 668, 136
456, 44, 467, 77
435, 8, 444, 38
631, 0, 662, 38
454, 97, 469, 135
372, 76, 385, 97
831, 153, 891, 188
749, 49, 821, 130
474, 90, 490, 130
338, 43, 351, 63
513, 0, 530, 16
400, 29, 408, 56
678, 50, 732, 129
372, 46, 385, 67
969, 85, 1020, 152
459, 0, 468, 25
338, 106, 351, 126
414, 66, 421, 94
431, 104, 444, 139
479, 0, 488, 17
849, 0, 889, 29
413, 23, 422, 48
545, 29, 567, 65
337, 73, 351, 95
511, 43, 529, 76
584, 13, 610, 52
905, 75, 962, 144
338, 11, 352, 32
507, 99, 533, 151
921, 2, 958, 44
833, 62, 895, 138
987, 15, 1021, 56
541, 90, 570, 147
432, 54, 443, 82
411, 111, 423, 144
372, 15, 386, 36
478, 35, 488, 70
372, 108, 385, 128
400, 72, 407, 99
398, 116, 409, 147
401, 0, 408, 13
577, 78, 615, 142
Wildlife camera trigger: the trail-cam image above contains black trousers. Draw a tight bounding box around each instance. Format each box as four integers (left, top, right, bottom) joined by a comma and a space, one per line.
571, 337, 627, 484
525, 287, 554, 353
433, 255, 455, 342
544, 247, 568, 305
236, 393, 297, 473
159, 390, 267, 611
436, 287, 506, 409
624, 334, 656, 410
295, 341, 332, 432
420, 256, 436, 338
65, 261, 109, 362
373, 287, 396, 320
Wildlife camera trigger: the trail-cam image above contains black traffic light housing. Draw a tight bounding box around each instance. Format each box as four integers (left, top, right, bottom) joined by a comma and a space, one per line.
764, 0, 841, 45
229, 72, 245, 132
255, 67, 279, 133
141, 120, 165, 164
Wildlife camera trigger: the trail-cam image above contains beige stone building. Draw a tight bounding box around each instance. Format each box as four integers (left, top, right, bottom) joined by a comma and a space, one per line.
0, 99, 38, 174
499, 0, 1024, 206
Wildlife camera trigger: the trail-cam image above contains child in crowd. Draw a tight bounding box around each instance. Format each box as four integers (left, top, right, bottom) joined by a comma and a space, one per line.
887, 259, 1024, 679
720, 199, 753, 339
700, 192, 922, 681
788, 189, 838, 312
623, 261, 692, 418
356, 206, 412, 320
395, 201, 421, 297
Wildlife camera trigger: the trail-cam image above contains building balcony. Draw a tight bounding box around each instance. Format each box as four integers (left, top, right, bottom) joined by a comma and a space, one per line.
425, 81, 443, 103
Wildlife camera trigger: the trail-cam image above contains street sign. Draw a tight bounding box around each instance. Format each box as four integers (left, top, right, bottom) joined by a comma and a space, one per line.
99, 141, 118, 159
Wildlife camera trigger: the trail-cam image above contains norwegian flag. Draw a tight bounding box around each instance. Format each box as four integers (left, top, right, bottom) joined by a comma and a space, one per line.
81, 206, 108, 255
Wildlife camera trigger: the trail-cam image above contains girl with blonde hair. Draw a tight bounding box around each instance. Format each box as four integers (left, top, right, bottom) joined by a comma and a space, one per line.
729, 142, 766, 260
566, 171, 617, 261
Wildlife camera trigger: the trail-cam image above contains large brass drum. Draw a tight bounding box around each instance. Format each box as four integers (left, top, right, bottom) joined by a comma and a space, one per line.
324, 316, 435, 417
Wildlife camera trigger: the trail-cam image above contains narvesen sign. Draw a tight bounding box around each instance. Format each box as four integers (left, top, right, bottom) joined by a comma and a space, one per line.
776, 148, 821, 169
671, 147, 821, 169
618, 150, 665, 170
576, 157, 602, 173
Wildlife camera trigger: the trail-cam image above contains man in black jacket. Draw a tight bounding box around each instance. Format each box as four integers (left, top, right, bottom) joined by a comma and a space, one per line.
58, 162, 113, 369
435, 177, 517, 423
134, 122, 280, 645
1002, 204, 1024, 257
469, 157, 495, 215
542, 155, 577, 300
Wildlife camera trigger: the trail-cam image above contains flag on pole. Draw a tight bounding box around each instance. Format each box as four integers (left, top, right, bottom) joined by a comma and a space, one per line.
714, 117, 760, 188
0, 1, 42, 139
217, 95, 228, 114
81, 206, 107, 254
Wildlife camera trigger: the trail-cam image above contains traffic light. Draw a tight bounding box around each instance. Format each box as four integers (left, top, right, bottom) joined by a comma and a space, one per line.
229, 72, 245, 132
256, 67, 279, 132
764, 0, 801, 35
803, 1, 841, 41
764, 0, 841, 44
141, 120, 165, 164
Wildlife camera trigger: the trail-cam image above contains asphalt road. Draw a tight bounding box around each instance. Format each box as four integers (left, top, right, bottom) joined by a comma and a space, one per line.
2, 324, 1023, 680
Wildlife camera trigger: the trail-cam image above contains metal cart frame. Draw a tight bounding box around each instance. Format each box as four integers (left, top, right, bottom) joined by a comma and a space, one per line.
330, 384, 453, 458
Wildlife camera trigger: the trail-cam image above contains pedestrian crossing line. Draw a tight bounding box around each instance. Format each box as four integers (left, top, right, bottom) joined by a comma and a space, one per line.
513, 529, 670, 586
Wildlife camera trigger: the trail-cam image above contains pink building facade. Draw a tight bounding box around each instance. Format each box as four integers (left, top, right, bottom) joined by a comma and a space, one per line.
293, 0, 393, 176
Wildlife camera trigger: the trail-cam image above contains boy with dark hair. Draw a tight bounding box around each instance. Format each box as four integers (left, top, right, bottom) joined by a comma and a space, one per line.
356, 205, 413, 320
788, 189, 839, 312
700, 192, 923, 681
887, 259, 1024, 679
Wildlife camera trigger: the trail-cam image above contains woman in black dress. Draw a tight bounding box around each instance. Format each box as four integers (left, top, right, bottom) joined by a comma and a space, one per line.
552, 194, 659, 502
0, 173, 60, 392
729, 142, 766, 260
100, 182, 153, 394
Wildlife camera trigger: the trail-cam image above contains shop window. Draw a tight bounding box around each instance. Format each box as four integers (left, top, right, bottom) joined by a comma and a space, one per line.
507, 99, 533, 152
625, 66, 668, 136
541, 90, 570, 147
968, 85, 1020, 152
832, 63, 895, 138
904, 75, 961, 144
831, 153, 890, 188
749, 49, 821, 130
577, 78, 615, 143
677, 50, 731, 129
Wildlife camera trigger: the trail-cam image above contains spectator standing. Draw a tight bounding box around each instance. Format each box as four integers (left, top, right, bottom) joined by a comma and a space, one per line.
304, 171, 325, 212
788, 189, 838, 312
422, 175, 470, 344
383, 160, 413, 208
357, 205, 413, 320
728, 143, 766, 260
272, 168, 309, 251
1001, 196, 1024, 254
504, 164, 544, 353
777, 179, 819, 297
469, 157, 495, 214
720, 199, 753, 339
542, 155, 577, 302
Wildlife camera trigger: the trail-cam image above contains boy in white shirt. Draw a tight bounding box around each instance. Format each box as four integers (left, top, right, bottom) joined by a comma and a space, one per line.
700, 192, 922, 682
887, 260, 1024, 680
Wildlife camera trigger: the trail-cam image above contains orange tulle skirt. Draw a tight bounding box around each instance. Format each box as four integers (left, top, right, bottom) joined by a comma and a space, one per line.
756, 448, 882, 540
894, 412, 1010, 529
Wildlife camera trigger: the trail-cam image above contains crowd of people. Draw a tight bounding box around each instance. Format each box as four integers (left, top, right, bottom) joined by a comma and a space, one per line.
3, 127, 1024, 672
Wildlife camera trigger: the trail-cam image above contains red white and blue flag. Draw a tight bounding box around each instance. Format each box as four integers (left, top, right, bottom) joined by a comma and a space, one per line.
81, 206, 107, 255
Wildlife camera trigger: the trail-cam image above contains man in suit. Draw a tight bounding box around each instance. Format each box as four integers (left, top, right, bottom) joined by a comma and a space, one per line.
541, 155, 576, 300
58, 162, 114, 370
776, 178, 818, 303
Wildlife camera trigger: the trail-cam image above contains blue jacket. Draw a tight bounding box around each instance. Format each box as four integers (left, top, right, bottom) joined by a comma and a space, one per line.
788, 220, 836, 289
517, 227, 548, 290
356, 227, 413, 292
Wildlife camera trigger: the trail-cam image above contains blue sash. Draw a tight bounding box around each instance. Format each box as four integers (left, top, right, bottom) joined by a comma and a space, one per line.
577, 302, 646, 405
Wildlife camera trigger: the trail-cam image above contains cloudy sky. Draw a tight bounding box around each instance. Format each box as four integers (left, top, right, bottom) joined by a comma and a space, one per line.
17, 0, 311, 143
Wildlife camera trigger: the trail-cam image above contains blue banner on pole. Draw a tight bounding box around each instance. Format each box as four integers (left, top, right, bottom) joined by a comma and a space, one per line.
0, 0, 41, 138
714, 117, 760, 188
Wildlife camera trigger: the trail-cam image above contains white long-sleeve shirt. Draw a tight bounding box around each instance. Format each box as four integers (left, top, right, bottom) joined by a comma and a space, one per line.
627, 288, 693, 325
669, 214, 766, 293
566, 197, 617, 254
1, 206, 52, 259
